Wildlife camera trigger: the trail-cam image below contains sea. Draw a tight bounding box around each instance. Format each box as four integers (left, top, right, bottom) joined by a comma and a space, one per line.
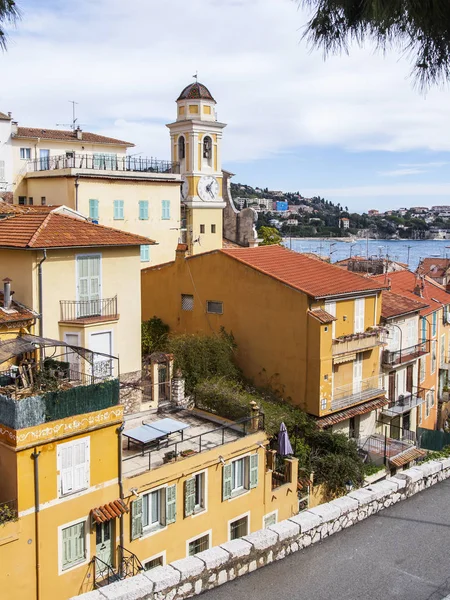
283, 238, 450, 272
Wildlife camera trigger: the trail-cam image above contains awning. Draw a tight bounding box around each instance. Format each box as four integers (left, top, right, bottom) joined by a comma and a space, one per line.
389, 447, 426, 468
316, 397, 389, 429
333, 353, 356, 365
90, 499, 129, 524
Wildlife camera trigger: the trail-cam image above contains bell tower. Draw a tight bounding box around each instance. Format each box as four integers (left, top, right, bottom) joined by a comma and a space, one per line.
167, 80, 226, 255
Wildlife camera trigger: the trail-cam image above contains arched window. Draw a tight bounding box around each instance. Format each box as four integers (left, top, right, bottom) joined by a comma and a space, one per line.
178, 136, 185, 160
203, 136, 212, 167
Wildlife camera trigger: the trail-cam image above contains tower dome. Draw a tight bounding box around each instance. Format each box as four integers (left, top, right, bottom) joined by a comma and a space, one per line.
177, 82, 216, 103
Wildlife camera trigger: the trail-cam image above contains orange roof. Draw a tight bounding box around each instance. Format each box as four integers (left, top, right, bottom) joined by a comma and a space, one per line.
0, 213, 155, 249
0, 292, 36, 325
417, 258, 450, 278
308, 309, 337, 324
373, 270, 450, 316
15, 127, 134, 147
0, 201, 61, 216
220, 246, 387, 299
381, 290, 428, 319
316, 397, 389, 428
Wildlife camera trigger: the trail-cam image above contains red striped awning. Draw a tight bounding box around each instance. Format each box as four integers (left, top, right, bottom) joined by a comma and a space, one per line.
90, 499, 129, 524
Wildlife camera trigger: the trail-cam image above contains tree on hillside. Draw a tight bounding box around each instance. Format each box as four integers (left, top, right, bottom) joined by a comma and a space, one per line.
259, 226, 282, 246
0, 1, 20, 50
298, 0, 450, 89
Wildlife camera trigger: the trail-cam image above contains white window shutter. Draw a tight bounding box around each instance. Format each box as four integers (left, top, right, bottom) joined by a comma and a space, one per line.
184, 478, 196, 517
60, 445, 74, 495
354, 298, 365, 333
73, 438, 89, 491
249, 454, 259, 489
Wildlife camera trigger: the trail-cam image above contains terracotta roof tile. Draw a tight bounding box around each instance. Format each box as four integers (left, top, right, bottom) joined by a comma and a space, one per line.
0, 112, 11, 121
0, 213, 155, 249
381, 290, 428, 319
0, 201, 60, 215
316, 397, 388, 429
0, 292, 36, 325
14, 127, 134, 147
220, 246, 387, 299
417, 258, 450, 278
308, 309, 337, 324
373, 270, 450, 316
389, 447, 426, 467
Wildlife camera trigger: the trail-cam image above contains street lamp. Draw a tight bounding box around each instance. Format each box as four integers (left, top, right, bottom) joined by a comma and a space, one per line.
345, 480, 353, 493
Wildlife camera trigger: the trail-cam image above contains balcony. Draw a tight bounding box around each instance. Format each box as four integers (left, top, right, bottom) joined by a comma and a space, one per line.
381, 391, 425, 417
27, 153, 180, 175
60, 296, 118, 324
331, 376, 385, 411
356, 422, 425, 467
332, 330, 383, 358
382, 341, 429, 368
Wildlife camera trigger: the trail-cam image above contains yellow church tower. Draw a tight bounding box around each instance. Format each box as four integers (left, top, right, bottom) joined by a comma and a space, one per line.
167, 80, 226, 254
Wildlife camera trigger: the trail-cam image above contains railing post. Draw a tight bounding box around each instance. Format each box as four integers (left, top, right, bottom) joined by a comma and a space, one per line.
222, 427, 225, 445
384, 426, 388, 465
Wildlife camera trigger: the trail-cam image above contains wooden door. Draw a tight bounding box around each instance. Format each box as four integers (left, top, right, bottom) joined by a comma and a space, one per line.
389, 371, 396, 402
406, 365, 413, 393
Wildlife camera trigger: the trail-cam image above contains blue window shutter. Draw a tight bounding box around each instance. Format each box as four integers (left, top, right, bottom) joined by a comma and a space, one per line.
422, 318, 426, 342
139, 201, 149, 220
120, 200, 124, 219
114, 200, 124, 220
140, 245, 150, 262
89, 199, 98, 220
162, 200, 170, 220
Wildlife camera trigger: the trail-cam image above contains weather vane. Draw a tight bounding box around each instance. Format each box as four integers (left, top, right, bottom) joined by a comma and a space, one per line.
193, 71, 198, 82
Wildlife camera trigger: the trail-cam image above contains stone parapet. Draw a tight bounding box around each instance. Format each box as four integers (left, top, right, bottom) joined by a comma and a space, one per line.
73, 459, 450, 600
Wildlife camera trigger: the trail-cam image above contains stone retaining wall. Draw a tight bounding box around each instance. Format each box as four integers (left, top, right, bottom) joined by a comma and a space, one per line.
73, 459, 450, 600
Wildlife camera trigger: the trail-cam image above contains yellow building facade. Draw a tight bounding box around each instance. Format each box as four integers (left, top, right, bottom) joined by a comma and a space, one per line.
141, 245, 387, 437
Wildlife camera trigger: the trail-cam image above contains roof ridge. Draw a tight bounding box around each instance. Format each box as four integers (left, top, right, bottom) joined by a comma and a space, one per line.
28, 212, 53, 247
52, 212, 154, 243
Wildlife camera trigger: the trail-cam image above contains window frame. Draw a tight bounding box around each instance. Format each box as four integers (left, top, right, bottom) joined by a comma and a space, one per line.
431, 340, 437, 374
113, 199, 124, 220
228, 512, 250, 541
89, 199, 99, 220
139, 200, 149, 220
181, 294, 194, 311
186, 530, 211, 557
211, 224, 216, 234
432, 312, 437, 337
140, 245, 150, 263
20, 147, 31, 160
161, 200, 171, 220
18, 196, 26, 205
142, 489, 162, 530
206, 300, 223, 315
143, 552, 166, 571
57, 436, 90, 498
58, 518, 89, 574
200, 224, 205, 234
184, 469, 207, 518
263, 510, 278, 528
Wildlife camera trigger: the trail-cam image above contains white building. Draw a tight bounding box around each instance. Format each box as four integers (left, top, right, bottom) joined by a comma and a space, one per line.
0, 112, 13, 193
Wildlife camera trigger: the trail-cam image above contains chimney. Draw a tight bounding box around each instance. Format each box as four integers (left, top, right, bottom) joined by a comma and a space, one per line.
175, 243, 188, 261
76, 126, 82, 140
7, 112, 11, 118
11, 121, 18, 135
3, 277, 12, 309
413, 275, 423, 297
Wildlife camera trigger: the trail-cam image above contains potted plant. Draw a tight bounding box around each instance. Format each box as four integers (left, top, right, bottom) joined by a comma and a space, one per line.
163, 450, 177, 463
180, 448, 197, 458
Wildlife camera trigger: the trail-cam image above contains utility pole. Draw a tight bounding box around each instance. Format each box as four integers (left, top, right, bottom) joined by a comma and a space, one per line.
407, 245, 412, 266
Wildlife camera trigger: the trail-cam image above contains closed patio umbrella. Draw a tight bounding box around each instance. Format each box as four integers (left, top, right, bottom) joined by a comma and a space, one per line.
278, 422, 293, 456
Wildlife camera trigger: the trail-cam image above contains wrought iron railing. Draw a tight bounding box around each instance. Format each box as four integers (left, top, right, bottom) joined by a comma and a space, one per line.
382, 389, 425, 417
27, 153, 180, 174
382, 341, 430, 367
332, 376, 385, 411
356, 422, 416, 465
271, 457, 292, 490
60, 296, 118, 321
123, 413, 265, 472
118, 546, 144, 579
92, 556, 119, 588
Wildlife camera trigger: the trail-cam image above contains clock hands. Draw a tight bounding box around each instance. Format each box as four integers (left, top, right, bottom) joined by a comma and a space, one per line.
205, 182, 215, 199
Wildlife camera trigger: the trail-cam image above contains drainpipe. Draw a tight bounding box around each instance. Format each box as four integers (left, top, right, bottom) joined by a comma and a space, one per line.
74, 175, 80, 212
38, 250, 47, 337
117, 422, 125, 575
32, 448, 41, 600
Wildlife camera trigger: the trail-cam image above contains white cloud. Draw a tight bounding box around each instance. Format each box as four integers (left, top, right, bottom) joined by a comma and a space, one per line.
378, 168, 426, 177
2, 0, 450, 166
398, 161, 449, 168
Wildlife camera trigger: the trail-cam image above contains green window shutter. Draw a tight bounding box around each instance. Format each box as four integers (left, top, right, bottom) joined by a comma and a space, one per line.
89, 199, 98, 220
131, 497, 143, 540
249, 453, 259, 489
166, 484, 177, 524
62, 522, 85, 569
222, 464, 232, 501
184, 478, 196, 517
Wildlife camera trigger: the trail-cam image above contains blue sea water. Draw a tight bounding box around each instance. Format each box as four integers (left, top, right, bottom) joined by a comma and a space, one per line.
284, 238, 450, 272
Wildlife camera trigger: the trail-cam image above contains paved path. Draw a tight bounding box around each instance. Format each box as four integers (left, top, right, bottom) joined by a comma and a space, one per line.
206, 480, 450, 600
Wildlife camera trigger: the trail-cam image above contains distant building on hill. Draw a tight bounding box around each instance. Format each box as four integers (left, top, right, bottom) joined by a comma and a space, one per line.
340, 217, 350, 229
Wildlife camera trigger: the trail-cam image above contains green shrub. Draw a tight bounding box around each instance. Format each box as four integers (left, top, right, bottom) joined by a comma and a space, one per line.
0, 503, 17, 526
142, 317, 170, 355
420, 445, 450, 463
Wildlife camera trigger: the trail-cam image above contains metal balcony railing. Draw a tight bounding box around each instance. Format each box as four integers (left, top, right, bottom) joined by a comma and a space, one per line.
27, 153, 180, 174
381, 390, 425, 417
60, 296, 118, 321
382, 341, 429, 367
332, 376, 385, 411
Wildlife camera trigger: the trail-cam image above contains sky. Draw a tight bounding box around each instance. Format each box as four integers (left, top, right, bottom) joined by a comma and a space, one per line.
2, 0, 450, 212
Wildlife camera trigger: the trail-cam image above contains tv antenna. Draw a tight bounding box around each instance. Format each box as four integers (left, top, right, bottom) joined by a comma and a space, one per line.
56, 100, 86, 130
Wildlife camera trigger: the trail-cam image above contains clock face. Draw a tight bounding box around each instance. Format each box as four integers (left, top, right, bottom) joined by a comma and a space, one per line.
198, 176, 220, 202
181, 176, 189, 200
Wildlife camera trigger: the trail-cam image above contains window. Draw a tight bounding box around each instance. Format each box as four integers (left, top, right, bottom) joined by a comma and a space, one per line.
131, 485, 176, 540
41, 197, 46, 206
61, 521, 86, 570
222, 454, 258, 500
321, 398, 327, 410
431, 340, 437, 374
211, 224, 216, 234
181, 294, 194, 311
20, 147, 31, 160
203, 136, 212, 166
89, 199, 99, 220
77, 255, 101, 317
57, 437, 90, 497
184, 472, 206, 517
200, 224, 205, 234
162, 200, 170, 220
93, 153, 117, 169
426, 390, 434, 417
178, 136, 185, 160
420, 357, 425, 383
207, 301, 223, 314
113, 200, 124, 220
354, 298, 365, 333
144, 556, 164, 571
188, 533, 210, 556
263, 512, 277, 528
18, 196, 26, 205
229, 515, 249, 540
28, 197, 33, 206
441, 335, 446, 367
139, 200, 149, 220
418, 405, 422, 425
140, 245, 150, 262
432, 312, 437, 337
